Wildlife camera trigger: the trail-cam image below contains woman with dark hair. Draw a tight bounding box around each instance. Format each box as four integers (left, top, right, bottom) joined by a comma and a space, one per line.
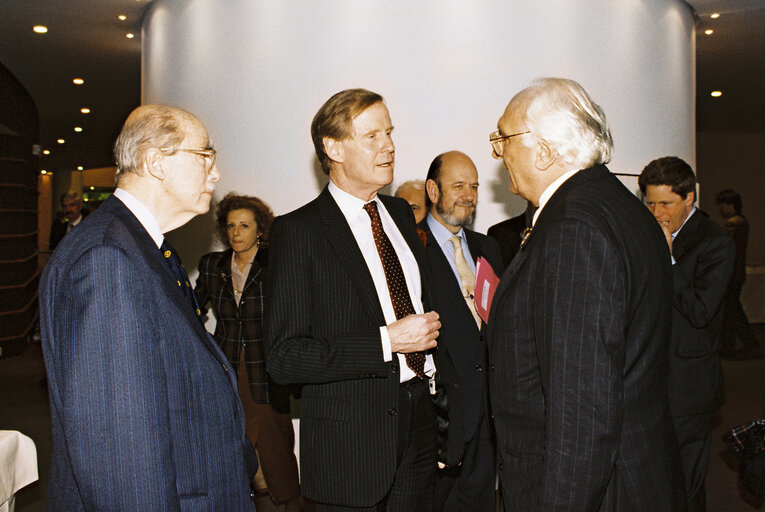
195, 192, 302, 512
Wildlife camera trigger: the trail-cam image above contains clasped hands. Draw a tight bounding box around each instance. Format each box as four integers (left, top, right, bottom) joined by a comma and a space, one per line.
387, 311, 440, 353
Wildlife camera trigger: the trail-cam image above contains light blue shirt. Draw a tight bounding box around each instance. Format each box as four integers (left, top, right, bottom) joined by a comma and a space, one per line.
426, 213, 475, 285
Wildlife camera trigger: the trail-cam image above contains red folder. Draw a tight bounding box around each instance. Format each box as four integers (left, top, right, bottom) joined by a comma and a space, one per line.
474, 257, 499, 323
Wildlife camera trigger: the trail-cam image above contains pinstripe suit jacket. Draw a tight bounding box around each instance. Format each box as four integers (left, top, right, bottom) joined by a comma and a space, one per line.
264, 187, 463, 507
487, 165, 686, 511
39, 195, 257, 511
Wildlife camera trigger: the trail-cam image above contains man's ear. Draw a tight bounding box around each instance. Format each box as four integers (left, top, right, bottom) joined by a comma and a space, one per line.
323, 137, 344, 164
685, 190, 696, 207
534, 139, 557, 170
145, 148, 166, 181
425, 179, 440, 205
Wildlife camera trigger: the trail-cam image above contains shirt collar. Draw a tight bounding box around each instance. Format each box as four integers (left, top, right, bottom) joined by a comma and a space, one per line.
426, 213, 464, 248
113, 188, 164, 248
532, 169, 580, 226
328, 180, 381, 219
672, 206, 697, 240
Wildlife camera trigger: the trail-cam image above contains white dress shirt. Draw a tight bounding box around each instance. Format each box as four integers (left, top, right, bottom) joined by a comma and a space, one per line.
426, 213, 475, 281
113, 188, 164, 248
532, 169, 579, 227
328, 181, 435, 382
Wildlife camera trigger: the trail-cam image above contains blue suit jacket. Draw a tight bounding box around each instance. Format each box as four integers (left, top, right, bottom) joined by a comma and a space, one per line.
39, 195, 257, 511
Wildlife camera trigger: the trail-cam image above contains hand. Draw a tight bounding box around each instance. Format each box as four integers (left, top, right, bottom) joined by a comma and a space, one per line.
387, 311, 440, 353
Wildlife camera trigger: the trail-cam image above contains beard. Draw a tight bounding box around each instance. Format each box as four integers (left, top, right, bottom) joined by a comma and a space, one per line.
436, 198, 476, 228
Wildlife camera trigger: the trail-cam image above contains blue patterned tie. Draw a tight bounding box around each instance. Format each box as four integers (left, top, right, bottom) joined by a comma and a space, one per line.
160, 241, 203, 324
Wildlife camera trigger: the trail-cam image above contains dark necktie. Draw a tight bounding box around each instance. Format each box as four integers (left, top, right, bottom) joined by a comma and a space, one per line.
363, 201, 425, 379
160, 240, 203, 324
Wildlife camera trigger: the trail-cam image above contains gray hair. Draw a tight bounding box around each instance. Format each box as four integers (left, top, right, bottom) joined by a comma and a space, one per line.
395, 180, 426, 196
113, 105, 195, 181
60, 191, 82, 204
521, 78, 613, 170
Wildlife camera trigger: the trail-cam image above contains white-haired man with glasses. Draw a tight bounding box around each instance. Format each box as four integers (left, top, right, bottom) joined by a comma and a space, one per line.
486, 78, 685, 511
39, 104, 259, 510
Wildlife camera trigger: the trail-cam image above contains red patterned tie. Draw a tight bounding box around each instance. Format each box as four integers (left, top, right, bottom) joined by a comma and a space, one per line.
363, 201, 426, 379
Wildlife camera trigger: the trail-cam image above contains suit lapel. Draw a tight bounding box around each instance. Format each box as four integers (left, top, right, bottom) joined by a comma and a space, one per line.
317, 188, 386, 326
215, 249, 236, 299
671, 210, 702, 261
109, 197, 232, 370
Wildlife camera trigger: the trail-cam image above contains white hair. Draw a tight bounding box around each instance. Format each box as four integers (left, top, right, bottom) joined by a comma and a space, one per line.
521, 78, 613, 170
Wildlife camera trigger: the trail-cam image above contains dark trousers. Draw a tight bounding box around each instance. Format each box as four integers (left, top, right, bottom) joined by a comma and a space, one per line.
720, 281, 759, 354
434, 414, 496, 511
315, 379, 437, 512
673, 412, 713, 512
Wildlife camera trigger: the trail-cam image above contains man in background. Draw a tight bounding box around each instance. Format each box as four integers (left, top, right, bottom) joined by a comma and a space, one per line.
487, 78, 684, 511
49, 191, 86, 251
40, 104, 257, 510
640, 157, 735, 511
419, 151, 501, 511
716, 188, 760, 359
395, 179, 427, 223
486, 201, 534, 270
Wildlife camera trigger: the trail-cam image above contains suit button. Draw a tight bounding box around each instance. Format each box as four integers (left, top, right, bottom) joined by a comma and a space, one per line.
475, 364, 482, 371
490, 364, 495, 372
249, 491, 255, 499
391, 364, 398, 373
498, 463, 504, 471
389, 408, 396, 416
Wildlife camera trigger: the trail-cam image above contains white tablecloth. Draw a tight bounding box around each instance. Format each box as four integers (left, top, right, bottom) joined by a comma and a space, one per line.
0, 431, 38, 512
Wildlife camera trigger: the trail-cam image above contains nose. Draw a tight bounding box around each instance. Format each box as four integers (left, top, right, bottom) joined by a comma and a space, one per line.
382, 132, 395, 154
209, 164, 221, 182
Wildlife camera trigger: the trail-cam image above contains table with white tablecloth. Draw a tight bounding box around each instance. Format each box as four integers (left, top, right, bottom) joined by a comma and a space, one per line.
0, 431, 38, 512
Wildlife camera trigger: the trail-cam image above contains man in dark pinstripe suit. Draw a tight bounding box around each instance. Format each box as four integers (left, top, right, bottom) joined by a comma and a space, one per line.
265, 89, 463, 511
486, 78, 686, 511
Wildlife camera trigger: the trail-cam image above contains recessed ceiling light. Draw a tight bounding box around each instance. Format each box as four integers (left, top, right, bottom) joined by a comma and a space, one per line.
74, 127, 83, 132
80, 108, 91, 114
33, 25, 48, 34
41, 170, 47, 174
126, 33, 135, 39
704, 29, 714, 35
57, 138, 65, 144
79, 167, 85, 171
710, 13, 720, 19
90, 186, 95, 190
118, 15, 127, 21
73, 78, 84, 85
43, 150, 50, 155
711, 90, 722, 97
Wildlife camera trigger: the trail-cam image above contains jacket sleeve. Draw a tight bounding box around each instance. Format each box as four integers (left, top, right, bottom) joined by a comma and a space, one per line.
672, 233, 734, 329
536, 219, 625, 511
264, 215, 390, 385
47, 244, 181, 510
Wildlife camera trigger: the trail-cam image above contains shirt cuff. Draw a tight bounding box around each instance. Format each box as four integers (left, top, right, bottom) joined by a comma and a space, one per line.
380, 326, 392, 362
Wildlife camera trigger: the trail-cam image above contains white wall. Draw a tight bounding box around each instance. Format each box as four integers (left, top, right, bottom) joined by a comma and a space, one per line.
142, 0, 696, 266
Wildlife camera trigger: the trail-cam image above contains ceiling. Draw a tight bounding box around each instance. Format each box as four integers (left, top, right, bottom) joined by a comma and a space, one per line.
0, 0, 763, 177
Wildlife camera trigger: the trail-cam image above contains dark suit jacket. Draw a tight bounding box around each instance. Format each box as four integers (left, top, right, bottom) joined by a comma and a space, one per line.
49, 211, 88, 252
39, 195, 257, 511
264, 187, 463, 507
418, 220, 502, 441
486, 211, 529, 270
487, 165, 685, 511
669, 209, 734, 417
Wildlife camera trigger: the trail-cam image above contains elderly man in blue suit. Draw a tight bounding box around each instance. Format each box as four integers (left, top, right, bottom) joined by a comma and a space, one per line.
39, 104, 258, 511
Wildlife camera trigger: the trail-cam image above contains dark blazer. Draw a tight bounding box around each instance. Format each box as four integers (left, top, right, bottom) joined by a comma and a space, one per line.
39, 195, 257, 511
487, 165, 685, 511
417, 220, 502, 441
486, 211, 529, 270
264, 187, 463, 507
49, 211, 88, 251
195, 248, 289, 407
668, 209, 734, 417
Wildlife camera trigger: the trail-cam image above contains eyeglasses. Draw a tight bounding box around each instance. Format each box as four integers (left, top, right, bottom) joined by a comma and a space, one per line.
160, 147, 217, 173
489, 129, 530, 157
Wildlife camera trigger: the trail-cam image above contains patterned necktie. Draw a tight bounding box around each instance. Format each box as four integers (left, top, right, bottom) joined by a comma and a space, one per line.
449, 236, 481, 329
160, 241, 203, 324
363, 202, 425, 379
